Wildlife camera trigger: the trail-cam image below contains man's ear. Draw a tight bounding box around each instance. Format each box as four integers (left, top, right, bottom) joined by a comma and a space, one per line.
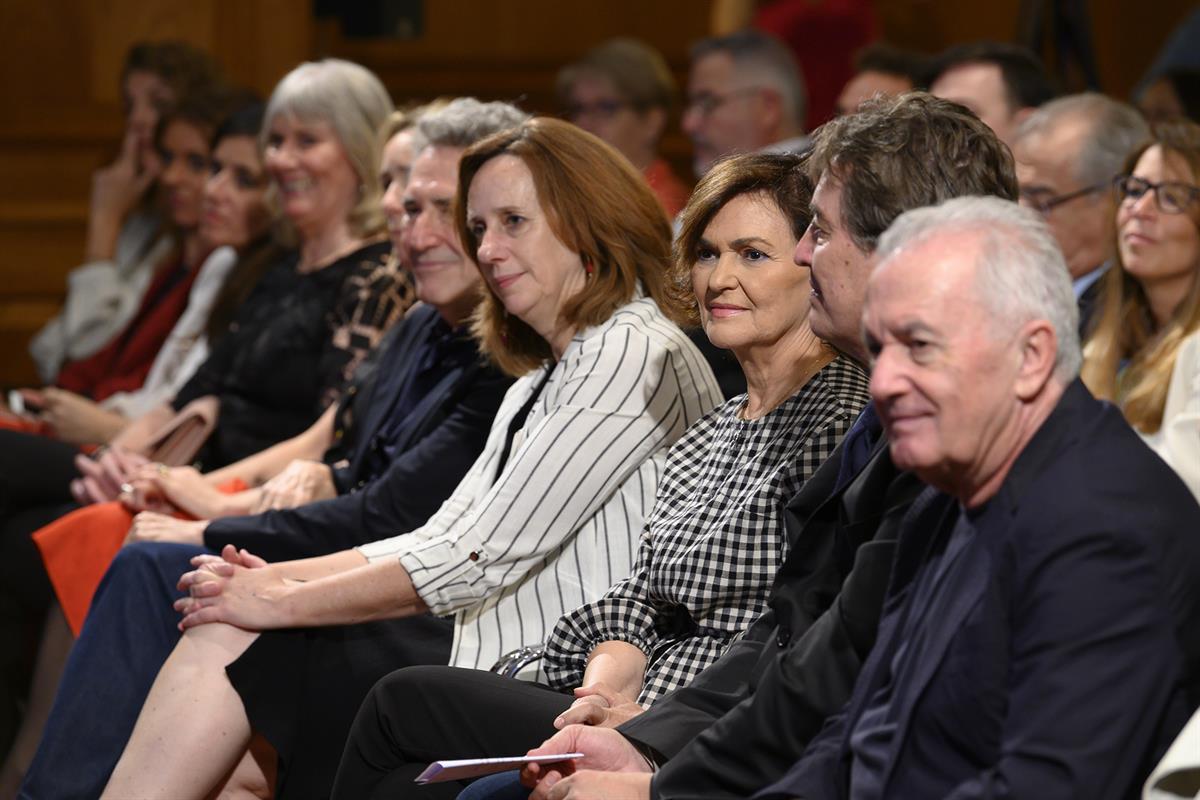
1014, 319, 1058, 401
1012, 105, 1036, 129
641, 107, 667, 148
756, 87, 785, 142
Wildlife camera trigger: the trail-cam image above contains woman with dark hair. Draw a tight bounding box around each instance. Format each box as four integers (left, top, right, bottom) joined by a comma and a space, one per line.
10, 101, 273, 447
28, 41, 227, 380
0, 97, 274, 794
1081, 120, 1200, 500
96, 115, 721, 800
330, 151, 870, 800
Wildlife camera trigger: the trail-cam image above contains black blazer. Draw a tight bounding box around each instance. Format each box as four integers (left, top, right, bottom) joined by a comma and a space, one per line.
620, 414, 924, 799
761, 380, 1200, 800
204, 305, 512, 562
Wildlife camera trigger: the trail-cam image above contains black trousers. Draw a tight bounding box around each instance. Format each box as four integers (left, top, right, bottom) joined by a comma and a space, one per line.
331, 666, 574, 800
0, 429, 83, 761
0, 429, 80, 512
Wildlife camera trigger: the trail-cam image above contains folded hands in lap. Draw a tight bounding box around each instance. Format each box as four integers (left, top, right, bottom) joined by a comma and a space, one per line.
174, 544, 289, 632
555, 683, 644, 730
72, 445, 149, 505
121, 463, 223, 518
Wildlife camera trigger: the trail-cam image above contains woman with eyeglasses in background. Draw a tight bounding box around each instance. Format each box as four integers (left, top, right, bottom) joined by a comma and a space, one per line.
556, 38, 689, 217
1081, 121, 1200, 501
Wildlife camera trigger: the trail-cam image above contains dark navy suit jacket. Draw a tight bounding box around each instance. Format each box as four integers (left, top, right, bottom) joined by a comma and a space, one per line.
202, 304, 512, 562
759, 380, 1200, 800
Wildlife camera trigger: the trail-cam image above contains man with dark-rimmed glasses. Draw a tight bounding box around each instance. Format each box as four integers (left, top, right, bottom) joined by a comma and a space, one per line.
1013, 93, 1150, 336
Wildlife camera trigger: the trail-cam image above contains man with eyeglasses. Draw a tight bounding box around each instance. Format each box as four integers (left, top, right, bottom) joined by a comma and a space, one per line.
1013, 93, 1149, 337
682, 29, 809, 178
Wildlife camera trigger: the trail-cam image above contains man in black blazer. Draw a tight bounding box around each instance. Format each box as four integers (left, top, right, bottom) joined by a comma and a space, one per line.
757, 197, 1200, 799
518, 93, 1020, 800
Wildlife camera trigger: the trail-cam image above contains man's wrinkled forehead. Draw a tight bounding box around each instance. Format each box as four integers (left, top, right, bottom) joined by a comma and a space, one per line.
405, 146, 460, 203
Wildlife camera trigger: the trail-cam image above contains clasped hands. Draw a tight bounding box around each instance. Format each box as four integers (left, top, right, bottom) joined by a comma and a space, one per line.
173, 544, 294, 632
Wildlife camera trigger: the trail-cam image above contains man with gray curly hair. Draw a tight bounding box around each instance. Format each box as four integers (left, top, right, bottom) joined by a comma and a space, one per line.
411, 97, 529, 153
759, 196, 1200, 799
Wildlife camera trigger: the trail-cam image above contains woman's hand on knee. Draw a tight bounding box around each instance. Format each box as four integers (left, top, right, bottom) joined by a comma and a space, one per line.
126, 511, 207, 546
555, 683, 644, 729
174, 546, 292, 631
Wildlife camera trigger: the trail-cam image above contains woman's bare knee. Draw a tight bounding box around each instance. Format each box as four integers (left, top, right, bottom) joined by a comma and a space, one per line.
206, 735, 277, 800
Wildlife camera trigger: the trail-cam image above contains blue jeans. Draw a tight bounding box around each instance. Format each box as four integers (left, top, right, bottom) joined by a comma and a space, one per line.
19, 541, 207, 799
456, 771, 527, 800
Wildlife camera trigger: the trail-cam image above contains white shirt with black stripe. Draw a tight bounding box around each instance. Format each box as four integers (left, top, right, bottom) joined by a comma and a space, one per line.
357, 296, 724, 673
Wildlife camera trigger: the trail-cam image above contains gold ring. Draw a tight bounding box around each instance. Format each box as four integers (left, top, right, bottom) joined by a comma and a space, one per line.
156, 463, 169, 477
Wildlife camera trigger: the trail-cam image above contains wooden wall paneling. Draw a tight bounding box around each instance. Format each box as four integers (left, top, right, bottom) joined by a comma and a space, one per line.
320, 0, 711, 186
0, 0, 313, 386
1088, 0, 1197, 100
877, 0, 1197, 101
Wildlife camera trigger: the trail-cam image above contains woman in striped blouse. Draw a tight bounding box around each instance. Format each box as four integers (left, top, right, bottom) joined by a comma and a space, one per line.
98, 117, 722, 800
328, 152, 872, 799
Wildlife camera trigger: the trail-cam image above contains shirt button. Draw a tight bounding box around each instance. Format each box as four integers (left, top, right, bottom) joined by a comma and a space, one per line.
776, 627, 791, 647
468, 551, 480, 562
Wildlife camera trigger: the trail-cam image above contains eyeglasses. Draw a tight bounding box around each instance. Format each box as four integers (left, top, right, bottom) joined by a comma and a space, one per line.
1114, 174, 1200, 214
563, 99, 630, 122
1019, 183, 1106, 215
683, 87, 763, 118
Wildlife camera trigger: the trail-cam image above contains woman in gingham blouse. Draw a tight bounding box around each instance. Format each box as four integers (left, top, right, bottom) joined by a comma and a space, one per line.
329, 151, 871, 799
540, 152, 870, 707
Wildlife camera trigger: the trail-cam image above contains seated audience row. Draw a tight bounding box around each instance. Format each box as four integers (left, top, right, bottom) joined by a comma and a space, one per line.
27, 42, 227, 382
477, 94, 1200, 800
0, 57, 411, 789
7, 31, 1200, 800
22, 86, 729, 797
330, 149, 871, 798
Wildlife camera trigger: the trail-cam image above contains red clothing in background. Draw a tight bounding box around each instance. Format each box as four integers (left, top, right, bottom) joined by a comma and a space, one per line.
644, 159, 691, 217
754, 0, 880, 129
55, 255, 199, 402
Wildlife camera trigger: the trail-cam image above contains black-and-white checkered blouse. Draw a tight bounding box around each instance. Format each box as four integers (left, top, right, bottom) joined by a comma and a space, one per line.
542, 354, 870, 705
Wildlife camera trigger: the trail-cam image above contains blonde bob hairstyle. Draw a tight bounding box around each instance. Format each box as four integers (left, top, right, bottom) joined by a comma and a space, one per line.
262, 59, 394, 243
455, 116, 684, 376
1081, 119, 1200, 433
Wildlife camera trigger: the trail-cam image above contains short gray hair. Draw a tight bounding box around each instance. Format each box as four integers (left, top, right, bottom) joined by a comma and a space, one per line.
691, 29, 807, 130
412, 97, 530, 153
263, 59, 395, 237
1015, 92, 1149, 188
876, 196, 1081, 382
